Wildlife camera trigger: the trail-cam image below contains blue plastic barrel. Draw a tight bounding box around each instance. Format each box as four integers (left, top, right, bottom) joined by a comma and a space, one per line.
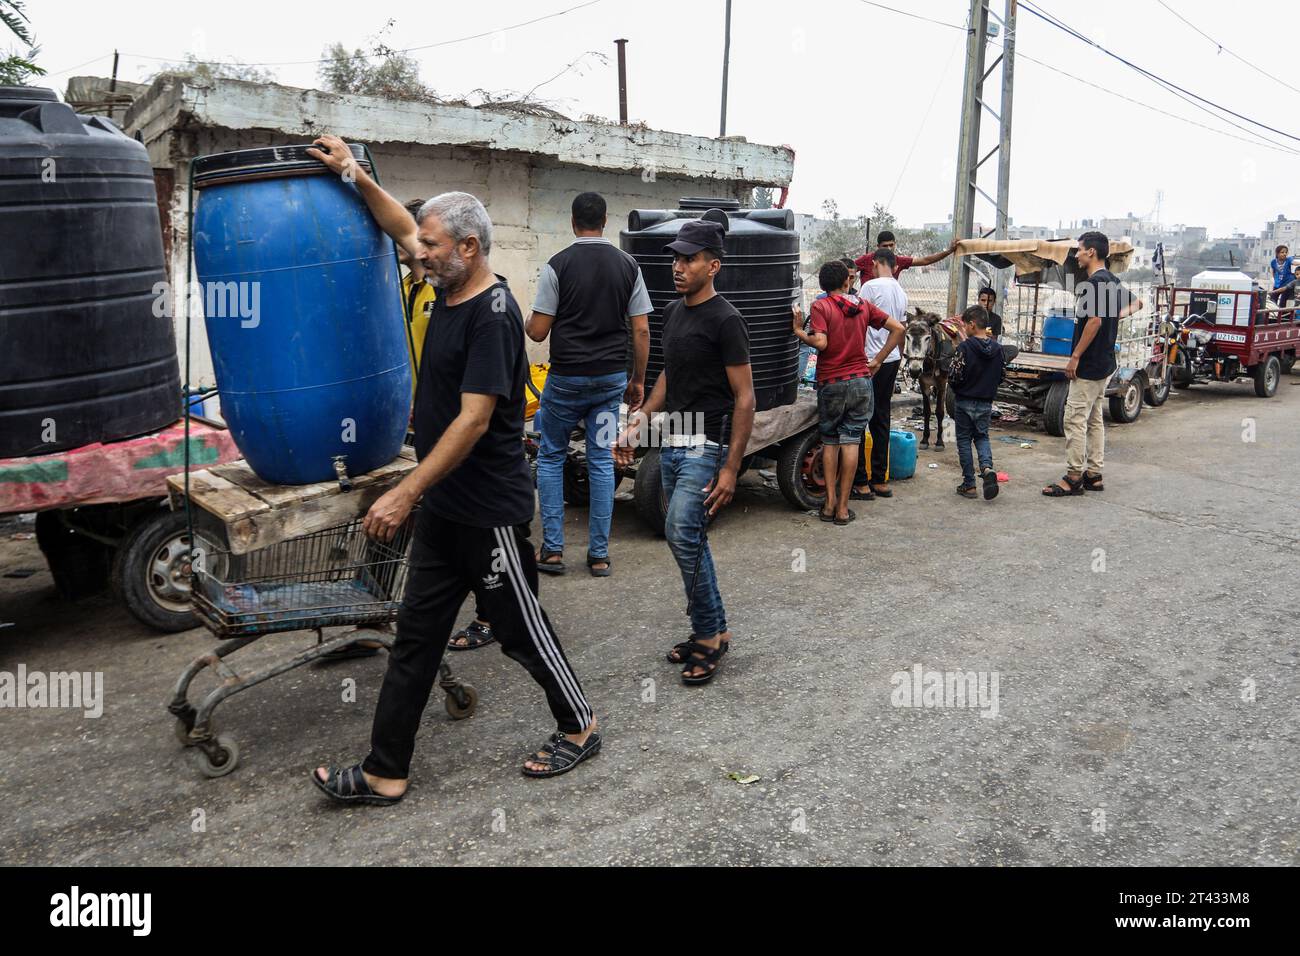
191, 146, 410, 485
888, 429, 917, 479
1043, 309, 1075, 357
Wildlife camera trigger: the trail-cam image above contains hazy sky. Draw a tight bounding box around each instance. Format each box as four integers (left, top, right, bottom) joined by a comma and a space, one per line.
36, 0, 1299, 239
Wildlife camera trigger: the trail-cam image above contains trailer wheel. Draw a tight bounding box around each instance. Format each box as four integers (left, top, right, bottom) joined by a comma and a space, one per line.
633, 447, 667, 535
1145, 365, 1170, 406
1042, 380, 1069, 437
776, 427, 828, 511
1108, 377, 1143, 424
34, 510, 112, 600
1253, 354, 1281, 398
111, 507, 198, 633
560, 457, 628, 507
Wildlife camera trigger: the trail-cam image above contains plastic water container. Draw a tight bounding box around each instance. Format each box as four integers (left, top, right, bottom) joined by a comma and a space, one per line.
1043, 310, 1075, 356
888, 429, 917, 479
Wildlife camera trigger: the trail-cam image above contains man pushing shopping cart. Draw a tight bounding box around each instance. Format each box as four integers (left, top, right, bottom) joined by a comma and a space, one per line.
308, 138, 600, 805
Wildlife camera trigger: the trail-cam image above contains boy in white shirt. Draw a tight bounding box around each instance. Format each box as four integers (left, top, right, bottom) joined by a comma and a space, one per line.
852, 249, 908, 500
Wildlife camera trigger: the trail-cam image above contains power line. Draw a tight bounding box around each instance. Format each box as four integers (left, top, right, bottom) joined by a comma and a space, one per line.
856, 0, 964, 31
850, 0, 1297, 158
1015, 50, 1300, 157
1021, 0, 1300, 145
1154, 0, 1300, 98
44, 52, 114, 79
119, 0, 605, 69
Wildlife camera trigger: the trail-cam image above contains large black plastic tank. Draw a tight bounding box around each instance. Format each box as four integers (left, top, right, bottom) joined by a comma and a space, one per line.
620, 197, 801, 411
0, 86, 180, 458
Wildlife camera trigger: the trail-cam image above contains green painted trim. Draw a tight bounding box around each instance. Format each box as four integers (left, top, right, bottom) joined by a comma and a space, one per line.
0, 460, 69, 484
134, 438, 220, 470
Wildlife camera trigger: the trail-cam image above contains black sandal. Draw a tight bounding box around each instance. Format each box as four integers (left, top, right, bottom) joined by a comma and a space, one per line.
447, 620, 494, 651
850, 487, 875, 501
586, 553, 612, 577
521, 731, 602, 778
680, 640, 726, 685
537, 550, 566, 575
667, 636, 730, 664
1081, 471, 1104, 492
818, 509, 836, 522
833, 508, 857, 526
982, 469, 999, 500
317, 640, 384, 662
869, 483, 893, 498
1042, 474, 1084, 497
956, 484, 977, 499
311, 764, 404, 805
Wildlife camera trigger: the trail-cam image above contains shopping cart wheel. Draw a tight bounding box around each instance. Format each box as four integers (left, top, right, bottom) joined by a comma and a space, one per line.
193, 735, 240, 778
445, 684, 478, 720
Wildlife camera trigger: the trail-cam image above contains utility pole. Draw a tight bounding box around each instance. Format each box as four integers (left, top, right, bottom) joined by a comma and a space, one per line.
110, 50, 120, 93
719, 0, 732, 137
947, 0, 1018, 315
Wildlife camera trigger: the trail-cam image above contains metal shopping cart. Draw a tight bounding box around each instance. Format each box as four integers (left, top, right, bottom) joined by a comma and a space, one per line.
165, 459, 478, 778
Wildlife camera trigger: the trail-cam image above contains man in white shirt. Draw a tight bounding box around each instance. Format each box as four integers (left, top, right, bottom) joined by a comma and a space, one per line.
852, 249, 908, 500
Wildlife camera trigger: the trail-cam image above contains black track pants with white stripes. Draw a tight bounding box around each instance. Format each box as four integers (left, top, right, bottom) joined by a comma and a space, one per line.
362, 510, 594, 780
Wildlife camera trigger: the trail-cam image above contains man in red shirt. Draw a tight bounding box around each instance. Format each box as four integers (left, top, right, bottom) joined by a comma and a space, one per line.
793, 261, 904, 525
854, 230, 959, 285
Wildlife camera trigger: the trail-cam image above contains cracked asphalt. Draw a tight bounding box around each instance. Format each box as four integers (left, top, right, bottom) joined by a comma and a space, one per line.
1, 375, 1296, 865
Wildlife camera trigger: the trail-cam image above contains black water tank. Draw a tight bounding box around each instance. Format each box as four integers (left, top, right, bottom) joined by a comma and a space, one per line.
0, 86, 180, 458
620, 197, 801, 411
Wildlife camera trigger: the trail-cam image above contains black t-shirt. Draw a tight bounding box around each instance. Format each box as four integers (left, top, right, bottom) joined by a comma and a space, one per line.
413, 279, 535, 528
660, 294, 750, 443
1073, 268, 1134, 380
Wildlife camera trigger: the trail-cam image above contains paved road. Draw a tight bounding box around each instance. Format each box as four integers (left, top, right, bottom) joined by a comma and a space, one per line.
1, 377, 1296, 865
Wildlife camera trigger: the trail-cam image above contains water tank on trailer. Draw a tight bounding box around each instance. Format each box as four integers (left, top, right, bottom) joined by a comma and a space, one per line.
1190, 268, 1253, 326
620, 197, 801, 412
0, 85, 180, 458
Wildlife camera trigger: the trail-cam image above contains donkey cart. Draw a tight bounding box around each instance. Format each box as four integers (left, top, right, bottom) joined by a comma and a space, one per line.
949, 238, 1165, 436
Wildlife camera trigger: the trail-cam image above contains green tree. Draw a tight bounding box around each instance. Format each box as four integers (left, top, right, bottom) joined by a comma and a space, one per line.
318, 42, 431, 101
0, 1, 44, 86
809, 199, 869, 268
147, 52, 275, 84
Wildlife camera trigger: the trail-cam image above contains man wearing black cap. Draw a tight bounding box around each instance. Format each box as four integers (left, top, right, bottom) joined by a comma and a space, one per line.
615, 213, 755, 685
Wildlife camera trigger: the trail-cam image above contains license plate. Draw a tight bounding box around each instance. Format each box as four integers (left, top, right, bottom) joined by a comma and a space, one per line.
1213, 332, 1246, 344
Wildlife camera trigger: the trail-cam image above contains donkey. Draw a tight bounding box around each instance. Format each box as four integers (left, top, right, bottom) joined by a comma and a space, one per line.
902, 307, 954, 450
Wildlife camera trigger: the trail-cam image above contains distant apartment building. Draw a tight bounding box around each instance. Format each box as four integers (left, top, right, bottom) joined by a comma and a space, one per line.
1252, 215, 1300, 276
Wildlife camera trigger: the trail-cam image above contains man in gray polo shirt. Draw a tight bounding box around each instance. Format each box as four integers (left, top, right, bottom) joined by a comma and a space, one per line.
525, 191, 651, 578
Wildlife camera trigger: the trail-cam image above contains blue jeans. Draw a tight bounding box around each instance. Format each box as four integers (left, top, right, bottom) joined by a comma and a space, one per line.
660, 443, 728, 638
953, 397, 993, 486
537, 371, 626, 559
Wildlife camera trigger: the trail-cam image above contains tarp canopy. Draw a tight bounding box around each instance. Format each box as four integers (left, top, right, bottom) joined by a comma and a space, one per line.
954, 237, 1135, 279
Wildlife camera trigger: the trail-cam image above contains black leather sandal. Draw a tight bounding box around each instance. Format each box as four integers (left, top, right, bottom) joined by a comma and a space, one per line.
521, 732, 602, 778
1081, 471, 1104, 492
586, 553, 612, 577
311, 764, 404, 806
667, 636, 730, 664
447, 620, 494, 651
536, 550, 566, 575
681, 640, 726, 685
1042, 474, 1084, 497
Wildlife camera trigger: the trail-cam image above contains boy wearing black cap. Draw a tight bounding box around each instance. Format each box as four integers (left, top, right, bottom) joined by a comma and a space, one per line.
615, 213, 755, 685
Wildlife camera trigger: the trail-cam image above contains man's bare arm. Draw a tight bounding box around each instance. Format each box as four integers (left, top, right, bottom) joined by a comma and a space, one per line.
524, 311, 555, 343
306, 134, 419, 261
